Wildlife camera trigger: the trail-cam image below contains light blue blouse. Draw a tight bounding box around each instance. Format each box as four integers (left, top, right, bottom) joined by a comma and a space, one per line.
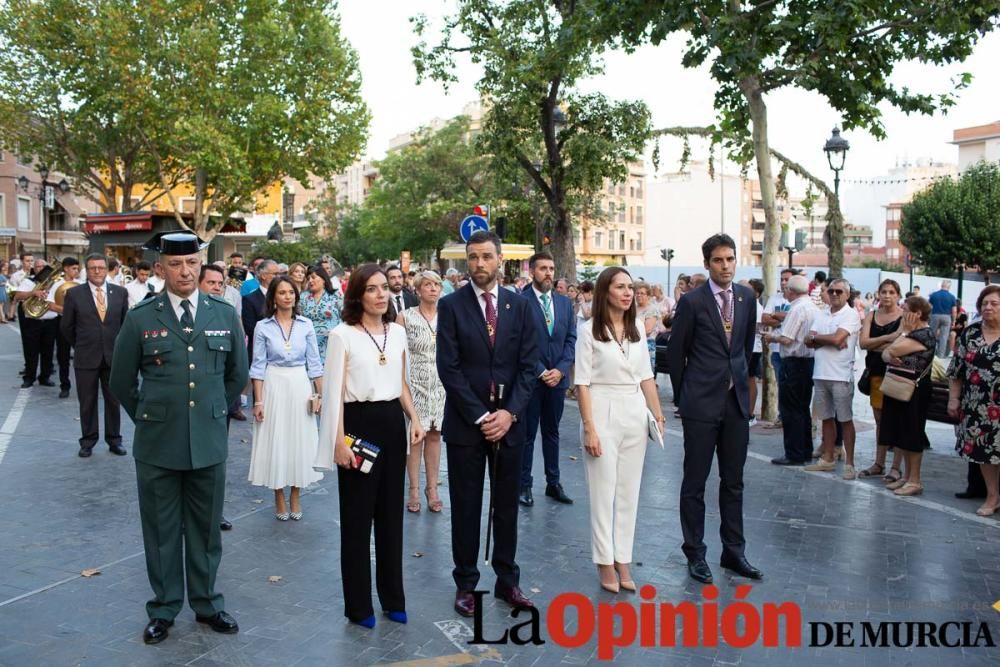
250, 315, 324, 380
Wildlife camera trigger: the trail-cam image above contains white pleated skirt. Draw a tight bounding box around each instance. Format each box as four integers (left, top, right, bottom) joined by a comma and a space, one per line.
248, 365, 324, 489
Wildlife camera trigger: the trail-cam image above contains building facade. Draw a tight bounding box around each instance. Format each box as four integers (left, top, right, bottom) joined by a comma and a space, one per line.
331, 160, 379, 209
952, 121, 1000, 172
0, 151, 89, 263
576, 163, 647, 266
884, 202, 908, 267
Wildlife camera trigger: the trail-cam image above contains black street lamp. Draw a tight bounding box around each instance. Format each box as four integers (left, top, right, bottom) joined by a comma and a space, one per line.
823, 126, 850, 206
18, 165, 70, 260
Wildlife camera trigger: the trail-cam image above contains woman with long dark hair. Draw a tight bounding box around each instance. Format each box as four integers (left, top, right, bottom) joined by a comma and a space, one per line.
315, 264, 425, 628
301, 265, 343, 362
248, 276, 324, 519
575, 267, 663, 593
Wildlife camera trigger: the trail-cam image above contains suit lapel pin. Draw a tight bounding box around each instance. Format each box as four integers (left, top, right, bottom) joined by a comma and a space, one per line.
505, 303, 510, 310
160, 329, 168, 337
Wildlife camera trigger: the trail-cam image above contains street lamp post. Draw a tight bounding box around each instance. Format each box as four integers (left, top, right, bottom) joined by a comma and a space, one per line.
17, 166, 69, 261
823, 127, 850, 276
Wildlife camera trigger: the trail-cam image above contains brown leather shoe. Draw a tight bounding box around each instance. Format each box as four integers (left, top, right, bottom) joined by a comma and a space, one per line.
454, 591, 476, 617
229, 410, 247, 422
495, 586, 534, 608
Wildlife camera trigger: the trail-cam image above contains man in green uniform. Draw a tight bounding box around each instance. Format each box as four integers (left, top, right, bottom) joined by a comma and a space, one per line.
109, 232, 249, 645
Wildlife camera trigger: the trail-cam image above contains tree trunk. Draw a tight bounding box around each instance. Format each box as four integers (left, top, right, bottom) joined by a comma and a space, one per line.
548, 186, 577, 282
742, 78, 779, 422
827, 195, 844, 278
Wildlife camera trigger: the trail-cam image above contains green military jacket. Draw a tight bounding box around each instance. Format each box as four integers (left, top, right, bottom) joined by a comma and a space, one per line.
110, 290, 249, 470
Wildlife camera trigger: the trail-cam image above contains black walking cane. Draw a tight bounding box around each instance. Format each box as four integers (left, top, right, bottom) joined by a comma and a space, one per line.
484, 383, 505, 565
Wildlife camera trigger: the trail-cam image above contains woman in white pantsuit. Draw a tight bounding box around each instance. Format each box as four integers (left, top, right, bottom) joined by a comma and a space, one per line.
575, 267, 665, 593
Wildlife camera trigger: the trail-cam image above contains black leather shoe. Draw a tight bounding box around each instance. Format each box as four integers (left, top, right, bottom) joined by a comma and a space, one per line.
495, 586, 534, 608
720, 555, 763, 580
109, 443, 127, 456
78, 447, 93, 458
454, 591, 476, 617
20, 381, 33, 389
687, 560, 713, 584
220, 518, 233, 531
143, 618, 173, 645
519, 488, 534, 507
545, 483, 573, 504
771, 457, 806, 466
38, 379, 56, 387
195, 611, 239, 634
59, 388, 70, 398
228, 410, 247, 422
955, 489, 987, 499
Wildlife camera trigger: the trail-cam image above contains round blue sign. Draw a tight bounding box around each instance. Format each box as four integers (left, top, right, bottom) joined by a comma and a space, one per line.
459, 215, 489, 242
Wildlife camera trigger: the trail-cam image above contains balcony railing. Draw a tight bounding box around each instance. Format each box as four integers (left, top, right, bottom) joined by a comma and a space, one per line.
750, 242, 764, 253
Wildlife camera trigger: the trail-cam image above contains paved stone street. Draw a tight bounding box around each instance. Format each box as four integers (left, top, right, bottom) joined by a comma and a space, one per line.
1, 321, 999, 666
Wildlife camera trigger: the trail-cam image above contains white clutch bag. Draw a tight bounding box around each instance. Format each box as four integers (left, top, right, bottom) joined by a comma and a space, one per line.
646, 409, 664, 448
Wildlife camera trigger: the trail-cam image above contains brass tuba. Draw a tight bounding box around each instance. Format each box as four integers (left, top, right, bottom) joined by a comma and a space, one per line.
24, 262, 63, 318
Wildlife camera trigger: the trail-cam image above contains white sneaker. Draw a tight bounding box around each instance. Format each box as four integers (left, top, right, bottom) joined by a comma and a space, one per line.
842, 465, 857, 480
749, 417, 757, 427
804, 459, 836, 472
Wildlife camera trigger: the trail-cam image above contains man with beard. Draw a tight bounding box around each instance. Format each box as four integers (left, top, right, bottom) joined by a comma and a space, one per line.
518, 252, 576, 507
436, 231, 539, 618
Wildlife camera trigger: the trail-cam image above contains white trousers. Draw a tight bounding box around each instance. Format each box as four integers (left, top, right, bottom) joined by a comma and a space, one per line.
582, 384, 648, 565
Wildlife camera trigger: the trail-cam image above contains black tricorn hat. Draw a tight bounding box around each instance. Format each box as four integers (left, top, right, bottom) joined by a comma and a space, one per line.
142, 231, 208, 255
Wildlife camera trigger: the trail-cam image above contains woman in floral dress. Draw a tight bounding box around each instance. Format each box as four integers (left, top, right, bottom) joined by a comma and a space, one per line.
397, 270, 447, 513
948, 285, 1000, 517
301, 265, 342, 362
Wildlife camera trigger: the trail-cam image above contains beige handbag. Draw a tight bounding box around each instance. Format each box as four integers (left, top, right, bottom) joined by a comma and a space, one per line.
880, 364, 931, 403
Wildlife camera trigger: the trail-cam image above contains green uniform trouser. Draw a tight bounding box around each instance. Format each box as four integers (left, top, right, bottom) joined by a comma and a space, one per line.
136, 461, 226, 620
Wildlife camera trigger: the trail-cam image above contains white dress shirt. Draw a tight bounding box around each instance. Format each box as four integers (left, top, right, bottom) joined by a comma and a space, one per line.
126, 278, 155, 308
166, 289, 199, 323
779, 295, 820, 358
391, 291, 407, 314
471, 281, 500, 322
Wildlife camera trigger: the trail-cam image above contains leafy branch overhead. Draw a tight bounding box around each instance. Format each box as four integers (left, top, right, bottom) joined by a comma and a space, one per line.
413, 0, 653, 279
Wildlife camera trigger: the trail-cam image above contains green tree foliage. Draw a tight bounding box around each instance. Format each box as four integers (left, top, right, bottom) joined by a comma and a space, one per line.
598, 0, 999, 421
901, 161, 1000, 281
0, 0, 369, 240
412, 0, 653, 279
361, 116, 538, 264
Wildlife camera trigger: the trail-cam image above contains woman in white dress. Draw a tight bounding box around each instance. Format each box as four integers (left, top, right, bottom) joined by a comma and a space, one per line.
575, 267, 664, 593
248, 276, 324, 520
397, 270, 447, 513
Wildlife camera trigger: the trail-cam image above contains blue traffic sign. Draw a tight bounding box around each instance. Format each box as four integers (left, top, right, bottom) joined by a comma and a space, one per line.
459, 215, 489, 242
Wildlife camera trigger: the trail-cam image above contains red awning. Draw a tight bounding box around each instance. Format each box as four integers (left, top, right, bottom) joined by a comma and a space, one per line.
84, 219, 154, 232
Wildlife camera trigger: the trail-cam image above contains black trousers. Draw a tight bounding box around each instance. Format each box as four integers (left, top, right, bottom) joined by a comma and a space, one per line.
338, 400, 406, 621
520, 382, 566, 488
680, 388, 749, 562
448, 438, 523, 593
779, 357, 814, 463
17, 303, 28, 373
23, 317, 56, 383
75, 363, 122, 449
966, 462, 987, 495
54, 316, 71, 390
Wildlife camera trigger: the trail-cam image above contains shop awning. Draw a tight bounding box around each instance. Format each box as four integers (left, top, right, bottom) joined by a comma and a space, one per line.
439, 243, 535, 260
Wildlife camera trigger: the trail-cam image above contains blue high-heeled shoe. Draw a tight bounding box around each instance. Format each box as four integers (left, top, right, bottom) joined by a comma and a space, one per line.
384, 610, 407, 624
352, 614, 376, 629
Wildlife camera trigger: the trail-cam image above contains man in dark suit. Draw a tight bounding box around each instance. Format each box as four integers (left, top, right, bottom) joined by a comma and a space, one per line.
386, 264, 418, 315
667, 233, 762, 585
61, 254, 130, 457
519, 251, 576, 506
436, 231, 540, 618
241, 259, 277, 367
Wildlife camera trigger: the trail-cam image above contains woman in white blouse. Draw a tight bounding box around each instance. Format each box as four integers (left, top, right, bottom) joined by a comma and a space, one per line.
315, 264, 424, 629
248, 276, 324, 520
575, 267, 664, 593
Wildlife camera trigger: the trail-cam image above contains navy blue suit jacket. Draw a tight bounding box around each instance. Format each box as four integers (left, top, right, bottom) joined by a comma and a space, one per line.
520, 287, 576, 390
436, 284, 540, 446
666, 282, 757, 421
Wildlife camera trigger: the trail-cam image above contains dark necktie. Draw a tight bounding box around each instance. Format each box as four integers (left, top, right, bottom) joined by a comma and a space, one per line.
396, 295, 403, 313
483, 291, 497, 347
180, 299, 194, 334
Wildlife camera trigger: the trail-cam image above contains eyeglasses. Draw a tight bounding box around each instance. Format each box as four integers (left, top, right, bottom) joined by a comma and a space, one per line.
826, 288, 844, 295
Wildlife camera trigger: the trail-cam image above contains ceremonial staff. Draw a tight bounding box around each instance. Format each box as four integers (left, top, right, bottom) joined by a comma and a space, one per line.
484, 383, 505, 565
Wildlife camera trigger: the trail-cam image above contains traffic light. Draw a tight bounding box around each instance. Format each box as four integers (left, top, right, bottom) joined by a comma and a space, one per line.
660, 249, 668, 261
667, 248, 674, 261
473, 204, 490, 219
542, 225, 552, 246
495, 216, 508, 240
